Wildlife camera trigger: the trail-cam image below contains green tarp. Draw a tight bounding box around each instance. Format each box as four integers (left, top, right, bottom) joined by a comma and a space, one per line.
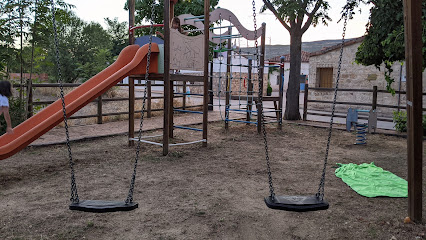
335, 162, 408, 198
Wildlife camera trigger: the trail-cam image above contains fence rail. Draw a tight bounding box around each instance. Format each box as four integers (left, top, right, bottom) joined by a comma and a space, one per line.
303, 84, 426, 122
14, 80, 202, 124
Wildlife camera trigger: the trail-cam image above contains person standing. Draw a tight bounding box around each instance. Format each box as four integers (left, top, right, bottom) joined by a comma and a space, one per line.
0, 81, 14, 134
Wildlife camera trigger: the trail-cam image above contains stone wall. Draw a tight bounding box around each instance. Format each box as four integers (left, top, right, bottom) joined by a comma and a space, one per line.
308, 42, 426, 116
210, 72, 269, 97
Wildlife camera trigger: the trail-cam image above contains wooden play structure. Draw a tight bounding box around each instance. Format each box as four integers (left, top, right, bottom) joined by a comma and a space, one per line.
126, 1, 279, 153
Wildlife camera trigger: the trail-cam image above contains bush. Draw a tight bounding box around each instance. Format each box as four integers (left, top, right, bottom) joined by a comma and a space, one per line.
0, 97, 26, 135
267, 82, 272, 96
392, 111, 407, 132
392, 111, 426, 135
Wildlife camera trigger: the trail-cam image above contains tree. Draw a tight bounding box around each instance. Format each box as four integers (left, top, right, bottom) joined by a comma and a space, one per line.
104, 17, 128, 57
352, 0, 426, 93
125, 0, 219, 37
0, 0, 73, 80
261, 0, 331, 120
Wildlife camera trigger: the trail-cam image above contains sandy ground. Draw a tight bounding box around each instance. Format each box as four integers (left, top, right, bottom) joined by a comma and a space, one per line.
0, 121, 425, 240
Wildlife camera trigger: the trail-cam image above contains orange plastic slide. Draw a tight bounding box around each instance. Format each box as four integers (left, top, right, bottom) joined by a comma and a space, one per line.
0, 43, 159, 160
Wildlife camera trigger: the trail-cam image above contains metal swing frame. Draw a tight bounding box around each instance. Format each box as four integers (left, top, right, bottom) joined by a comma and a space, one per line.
254, 1, 349, 212
50, 0, 156, 213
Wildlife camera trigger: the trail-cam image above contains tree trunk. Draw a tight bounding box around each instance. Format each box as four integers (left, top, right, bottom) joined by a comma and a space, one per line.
284, 30, 302, 120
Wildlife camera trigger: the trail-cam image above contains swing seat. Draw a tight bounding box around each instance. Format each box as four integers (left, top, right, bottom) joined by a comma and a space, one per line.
69, 200, 138, 213
264, 195, 329, 212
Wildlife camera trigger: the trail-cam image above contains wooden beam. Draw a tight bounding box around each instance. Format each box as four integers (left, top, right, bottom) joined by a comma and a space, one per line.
128, 0, 135, 45
247, 59, 253, 124
163, 0, 170, 156
128, 77, 135, 147
278, 56, 284, 128
258, 23, 266, 134
403, 0, 423, 222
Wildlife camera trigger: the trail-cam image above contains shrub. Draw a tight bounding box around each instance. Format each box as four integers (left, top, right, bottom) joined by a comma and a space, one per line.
267, 82, 272, 96
392, 111, 407, 132
392, 111, 426, 135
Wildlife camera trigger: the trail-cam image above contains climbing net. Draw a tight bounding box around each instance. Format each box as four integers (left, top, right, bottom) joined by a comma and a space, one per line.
209, 13, 281, 127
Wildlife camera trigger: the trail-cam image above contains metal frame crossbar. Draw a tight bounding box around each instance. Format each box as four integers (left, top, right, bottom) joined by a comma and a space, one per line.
184, 15, 204, 20
212, 34, 243, 39
173, 109, 203, 114
210, 25, 235, 30
225, 119, 257, 125
174, 92, 204, 96
174, 125, 203, 131
227, 108, 257, 113
169, 139, 206, 146
129, 138, 207, 147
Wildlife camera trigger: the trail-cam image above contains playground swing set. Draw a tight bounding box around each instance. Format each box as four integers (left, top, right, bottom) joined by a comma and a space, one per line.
0, 0, 421, 221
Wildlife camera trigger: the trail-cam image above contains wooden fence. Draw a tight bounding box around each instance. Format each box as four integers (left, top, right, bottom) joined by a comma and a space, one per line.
15, 81, 203, 124
303, 84, 426, 122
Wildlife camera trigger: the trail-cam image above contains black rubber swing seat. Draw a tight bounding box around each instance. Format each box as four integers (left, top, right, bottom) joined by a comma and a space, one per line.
264, 195, 329, 212
69, 200, 138, 213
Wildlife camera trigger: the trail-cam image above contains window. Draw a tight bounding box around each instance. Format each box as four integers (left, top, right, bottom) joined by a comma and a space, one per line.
318, 68, 333, 88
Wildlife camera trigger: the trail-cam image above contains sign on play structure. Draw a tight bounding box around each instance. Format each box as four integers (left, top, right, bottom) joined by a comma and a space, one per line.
170, 29, 204, 71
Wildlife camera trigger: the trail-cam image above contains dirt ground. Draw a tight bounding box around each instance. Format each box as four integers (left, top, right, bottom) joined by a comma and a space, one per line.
0, 121, 425, 239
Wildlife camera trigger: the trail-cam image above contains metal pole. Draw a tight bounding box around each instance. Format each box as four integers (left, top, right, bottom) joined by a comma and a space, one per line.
225, 27, 232, 130
202, 0, 210, 147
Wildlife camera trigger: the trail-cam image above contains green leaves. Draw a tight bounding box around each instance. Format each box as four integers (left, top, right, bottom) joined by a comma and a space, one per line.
127, 0, 218, 37
354, 0, 426, 93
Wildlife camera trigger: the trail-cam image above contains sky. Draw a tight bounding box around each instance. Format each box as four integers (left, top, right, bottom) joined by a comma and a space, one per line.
65, 0, 371, 46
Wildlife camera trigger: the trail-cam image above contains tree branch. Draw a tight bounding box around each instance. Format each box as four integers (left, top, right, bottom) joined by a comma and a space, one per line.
261, 0, 291, 32
301, 0, 323, 33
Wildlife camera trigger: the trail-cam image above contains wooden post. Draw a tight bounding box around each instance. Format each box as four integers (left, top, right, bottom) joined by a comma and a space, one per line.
182, 80, 186, 110
97, 95, 103, 124
303, 84, 309, 121
403, 0, 422, 223
163, 0, 170, 155
169, 76, 174, 138
247, 59, 253, 123
147, 80, 152, 118
372, 86, 377, 110
128, 77, 135, 146
208, 61, 214, 111
129, 0, 135, 45
225, 27, 232, 130
257, 23, 266, 134
26, 78, 33, 118
202, 0, 210, 147
278, 56, 284, 128
170, 0, 175, 19
168, 1, 177, 139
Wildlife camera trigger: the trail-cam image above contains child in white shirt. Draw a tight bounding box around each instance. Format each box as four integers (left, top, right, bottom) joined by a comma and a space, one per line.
0, 81, 13, 134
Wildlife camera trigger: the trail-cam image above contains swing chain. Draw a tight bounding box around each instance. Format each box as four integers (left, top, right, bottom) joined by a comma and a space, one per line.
316, 10, 348, 201
125, 1, 155, 204
253, 0, 275, 200
50, 0, 79, 203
